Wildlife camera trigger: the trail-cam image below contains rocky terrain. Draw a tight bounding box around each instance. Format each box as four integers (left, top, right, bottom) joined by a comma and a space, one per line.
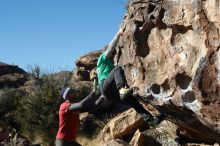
1, 0, 220, 145
0, 62, 28, 88
75, 0, 220, 145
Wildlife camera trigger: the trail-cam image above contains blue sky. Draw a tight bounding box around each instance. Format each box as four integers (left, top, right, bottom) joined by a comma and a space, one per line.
0, 0, 127, 72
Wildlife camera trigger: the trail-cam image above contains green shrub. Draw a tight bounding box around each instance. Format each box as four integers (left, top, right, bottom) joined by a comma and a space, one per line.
1, 65, 93, 145
0, 88, 22, 129
15, 66, 71, 145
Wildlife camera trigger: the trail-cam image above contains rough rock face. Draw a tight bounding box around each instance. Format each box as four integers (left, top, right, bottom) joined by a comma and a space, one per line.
76, 50, 103, 70
98, 108, 144, 143
75, 0, 220, 144
129, 129, 150, 146
0, 62, 28, 88
112, 0, 220, 142
74, 50, 102, 81
116, 0, 220, 104
132, 121, 179, 146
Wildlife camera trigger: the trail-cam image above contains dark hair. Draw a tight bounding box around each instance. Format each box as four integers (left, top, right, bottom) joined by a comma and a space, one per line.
59, 87, 76, 100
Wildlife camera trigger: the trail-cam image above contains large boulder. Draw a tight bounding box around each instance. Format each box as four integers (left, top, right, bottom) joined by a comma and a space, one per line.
130, 121, 179, 146
97, 108, 145, 143
129, 129, 148, 146
116, 0, 220, 103
111, 0, 220, 143
75, 50, 103, 70
74, 0, 220, 144
74, 50, 102, 81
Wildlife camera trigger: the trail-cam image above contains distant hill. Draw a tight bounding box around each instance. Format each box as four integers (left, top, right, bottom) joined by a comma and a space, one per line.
0, 62, 28, 88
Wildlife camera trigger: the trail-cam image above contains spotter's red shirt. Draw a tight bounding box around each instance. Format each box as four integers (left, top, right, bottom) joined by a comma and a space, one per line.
56, 101, 79, 142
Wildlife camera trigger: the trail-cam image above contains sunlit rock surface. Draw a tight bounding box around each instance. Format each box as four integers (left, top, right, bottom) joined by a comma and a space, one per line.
76, 0, 220, 144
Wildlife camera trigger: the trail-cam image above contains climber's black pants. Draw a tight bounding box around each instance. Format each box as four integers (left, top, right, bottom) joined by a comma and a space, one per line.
99, 66, 152, 117
101, 66, 126, 96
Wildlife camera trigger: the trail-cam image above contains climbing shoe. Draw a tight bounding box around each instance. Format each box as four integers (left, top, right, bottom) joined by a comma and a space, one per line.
119, 87, 129, 94
119, 87, 133, 100
146, 116, 160, 128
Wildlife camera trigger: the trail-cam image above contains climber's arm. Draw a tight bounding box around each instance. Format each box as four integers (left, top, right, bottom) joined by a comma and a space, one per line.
67, 92, 96, 112
105, 28, 124, 58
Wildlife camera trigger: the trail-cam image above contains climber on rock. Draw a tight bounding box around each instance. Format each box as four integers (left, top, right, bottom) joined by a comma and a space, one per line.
95, 27, 160, 126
